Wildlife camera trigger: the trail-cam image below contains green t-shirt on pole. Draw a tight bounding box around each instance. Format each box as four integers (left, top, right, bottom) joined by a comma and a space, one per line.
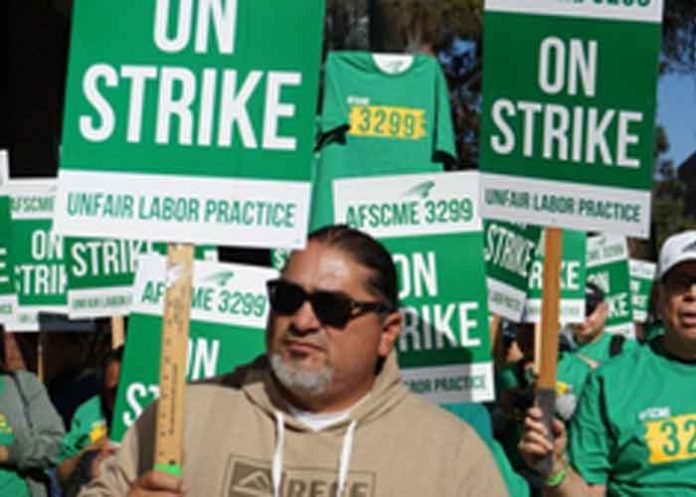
569, 338, 696, 496
311, 51, 456, 229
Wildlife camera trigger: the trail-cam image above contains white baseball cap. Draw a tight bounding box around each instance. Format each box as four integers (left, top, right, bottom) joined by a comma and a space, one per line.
658, 230, 696, 279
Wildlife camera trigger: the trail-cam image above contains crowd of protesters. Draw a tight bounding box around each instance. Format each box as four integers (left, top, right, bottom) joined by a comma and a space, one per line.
0, 228, 693, 497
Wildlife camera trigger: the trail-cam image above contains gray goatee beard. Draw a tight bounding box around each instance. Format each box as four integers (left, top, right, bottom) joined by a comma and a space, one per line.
270, 353, 333, 398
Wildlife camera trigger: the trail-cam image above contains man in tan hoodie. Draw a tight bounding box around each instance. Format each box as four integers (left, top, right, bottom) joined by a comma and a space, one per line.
80, 225, 508, 497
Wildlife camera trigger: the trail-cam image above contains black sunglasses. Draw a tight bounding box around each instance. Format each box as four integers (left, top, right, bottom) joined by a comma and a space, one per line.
664, 274, 696, 294
266, 279, 393, 329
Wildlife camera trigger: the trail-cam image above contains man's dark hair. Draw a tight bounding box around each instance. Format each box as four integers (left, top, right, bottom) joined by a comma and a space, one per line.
101, 345, 124, 376
307, 225, 399, 311
99, 345, 124, 430
585, 281, 605, 316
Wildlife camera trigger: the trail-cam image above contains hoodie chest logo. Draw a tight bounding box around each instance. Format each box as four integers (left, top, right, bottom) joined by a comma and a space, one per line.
225, 456, 375, 497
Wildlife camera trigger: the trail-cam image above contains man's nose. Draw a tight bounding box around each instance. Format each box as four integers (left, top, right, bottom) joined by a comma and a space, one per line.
289, 300, 321, 334
686, 281, 696, 299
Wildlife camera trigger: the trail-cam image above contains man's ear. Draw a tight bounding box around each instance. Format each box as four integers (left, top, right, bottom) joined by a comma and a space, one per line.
378, 310, 402, 357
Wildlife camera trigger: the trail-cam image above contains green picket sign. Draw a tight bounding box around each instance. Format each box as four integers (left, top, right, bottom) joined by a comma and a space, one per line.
484, 220, 541, 322
66, 237, 159, 318
0, 195, 17, 324
7, 180, 67, 331
586, 235, 635, 338
629, 259, 656, 323
480, 0, 663, 238
66, 237, 218, 318
334, 172, 494, 403
55, 0, 324, 249
110, 255, 277, 441
523, 229, 587, 324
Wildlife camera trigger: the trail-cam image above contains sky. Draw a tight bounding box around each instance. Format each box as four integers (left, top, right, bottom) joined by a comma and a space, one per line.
657, 73, 696, 168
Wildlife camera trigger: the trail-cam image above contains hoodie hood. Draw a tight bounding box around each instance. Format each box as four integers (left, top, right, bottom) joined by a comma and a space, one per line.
228, 351, 410, 497
236, 350, 409, 432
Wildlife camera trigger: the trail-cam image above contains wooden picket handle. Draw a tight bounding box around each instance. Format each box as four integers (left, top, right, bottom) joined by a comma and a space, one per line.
111, 316, 125, 349
534, 227, 562, 476
489, 313, 501, 362
154, 243, 194, 477
533, 321, 542, 375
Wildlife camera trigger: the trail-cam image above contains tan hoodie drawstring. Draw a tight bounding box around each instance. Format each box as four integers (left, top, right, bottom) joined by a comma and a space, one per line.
272, 411, 357, 497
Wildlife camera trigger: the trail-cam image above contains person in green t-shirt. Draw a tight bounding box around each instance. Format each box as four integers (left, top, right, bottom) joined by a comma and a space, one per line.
568, 282, 635, 367
493, 321, 592, 496
56, 347, 122, 497
519, 230, 696, 497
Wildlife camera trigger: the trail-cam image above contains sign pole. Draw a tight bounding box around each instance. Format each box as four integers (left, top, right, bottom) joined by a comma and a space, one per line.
111, 316, 125, 349
37, 331, 44, 381
489, 313, 501, 357
534, 227, 562, 475
533, 322, 542, 375
153, 243, 194, 477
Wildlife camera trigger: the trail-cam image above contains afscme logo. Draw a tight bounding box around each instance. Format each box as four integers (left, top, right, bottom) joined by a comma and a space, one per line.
402, 181, 435, 199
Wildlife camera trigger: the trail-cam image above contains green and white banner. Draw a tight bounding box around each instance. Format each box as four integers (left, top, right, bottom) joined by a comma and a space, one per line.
66, 239, 218, 318
66, 238, 158, 318
523, 229, 586, 324
334, 172, 494, 403
7, 180, 67, 331
0, 153, 16, 324
0, 194, 16, 324
111, 254, 276, 441
586, 235, 635, 338
55, 0, 325, 249
484, 220, 540, 321
480, 0, 662, 238
629, 258, 655, 323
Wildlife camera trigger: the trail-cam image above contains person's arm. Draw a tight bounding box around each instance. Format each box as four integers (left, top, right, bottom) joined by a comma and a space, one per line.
5, 372, 65, 471
77, 402, 182, 497
518, 407, 606, 497
57, 436, 108, 485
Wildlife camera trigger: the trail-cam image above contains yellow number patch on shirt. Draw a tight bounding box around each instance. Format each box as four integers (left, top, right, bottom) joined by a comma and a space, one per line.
644, 414, 696, 465
89, 422, 107, 443
348, 105, 426, 140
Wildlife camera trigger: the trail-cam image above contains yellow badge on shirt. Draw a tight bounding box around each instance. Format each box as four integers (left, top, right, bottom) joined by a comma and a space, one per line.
89, 421, 107, 443
349, 105, 426, 140
644, 413, 696, 465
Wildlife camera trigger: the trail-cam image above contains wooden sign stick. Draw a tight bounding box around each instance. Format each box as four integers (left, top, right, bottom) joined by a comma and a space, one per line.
111, 316, 125, 349
533, 322, 542, 375
534, 227, 562, 475
154, 243, 194, 477
489, 313, 501, 362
